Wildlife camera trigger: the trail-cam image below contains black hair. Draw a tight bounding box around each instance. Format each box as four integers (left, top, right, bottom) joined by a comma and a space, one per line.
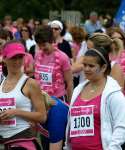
60, 21, 66, 36
20, 25, 33, 40
84, 47, 111, 75
34, 26, 53, 44
19, 38, 28, 52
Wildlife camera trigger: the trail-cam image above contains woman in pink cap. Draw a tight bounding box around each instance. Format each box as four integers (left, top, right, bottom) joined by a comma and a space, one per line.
0, 40, 47, 150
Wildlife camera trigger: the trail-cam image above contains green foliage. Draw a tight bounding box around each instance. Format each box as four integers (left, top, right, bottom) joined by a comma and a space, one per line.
69, 0, 121, 18
0, 0, 121, 20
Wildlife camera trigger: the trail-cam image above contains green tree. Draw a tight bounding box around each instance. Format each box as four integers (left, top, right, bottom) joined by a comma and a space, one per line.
0, 0, 121, 20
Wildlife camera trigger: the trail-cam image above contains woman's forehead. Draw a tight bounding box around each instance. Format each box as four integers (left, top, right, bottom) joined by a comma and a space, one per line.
83, 55, 98, 63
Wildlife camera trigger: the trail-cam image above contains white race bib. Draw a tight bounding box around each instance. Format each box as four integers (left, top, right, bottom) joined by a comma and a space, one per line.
35, 64, 53, 86
40, 72, 52, 83
70, 105, 94, 137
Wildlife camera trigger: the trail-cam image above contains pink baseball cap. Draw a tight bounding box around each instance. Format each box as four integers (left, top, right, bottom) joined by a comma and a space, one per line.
2, 42, 26, 59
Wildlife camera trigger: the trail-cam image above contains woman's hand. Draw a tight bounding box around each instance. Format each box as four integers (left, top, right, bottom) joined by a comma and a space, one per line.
0, 108, 16, 121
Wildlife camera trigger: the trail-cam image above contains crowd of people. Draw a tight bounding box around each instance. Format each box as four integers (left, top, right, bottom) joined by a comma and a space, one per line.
0, 12, 125, 150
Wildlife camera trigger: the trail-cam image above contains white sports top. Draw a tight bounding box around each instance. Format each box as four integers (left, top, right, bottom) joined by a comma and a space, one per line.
0, 74, 32, 138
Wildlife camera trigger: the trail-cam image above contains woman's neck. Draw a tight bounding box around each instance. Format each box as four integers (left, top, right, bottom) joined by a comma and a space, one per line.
55, 36, 63, 43
90, 77, 106, 87
43, 45, 55, 55
7, 71, 23, 81
88, 77, 106, 94
23, 36, 29, 40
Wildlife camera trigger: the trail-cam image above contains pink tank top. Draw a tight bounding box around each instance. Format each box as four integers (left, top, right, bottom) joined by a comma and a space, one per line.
70, 95, 103, 150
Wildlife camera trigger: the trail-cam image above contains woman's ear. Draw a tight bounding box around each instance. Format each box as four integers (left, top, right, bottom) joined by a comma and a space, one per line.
101, 64, 107, 73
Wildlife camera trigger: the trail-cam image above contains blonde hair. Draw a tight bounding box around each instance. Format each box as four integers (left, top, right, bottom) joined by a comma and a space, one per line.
112, 38, 124, 56
89, 33, 113, 52
89, 33, 112, 47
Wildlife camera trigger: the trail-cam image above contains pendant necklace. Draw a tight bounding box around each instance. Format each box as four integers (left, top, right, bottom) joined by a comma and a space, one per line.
90, 84, 98, 93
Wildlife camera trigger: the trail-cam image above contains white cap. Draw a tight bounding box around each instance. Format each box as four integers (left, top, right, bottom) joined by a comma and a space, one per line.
50, 20, 63, 30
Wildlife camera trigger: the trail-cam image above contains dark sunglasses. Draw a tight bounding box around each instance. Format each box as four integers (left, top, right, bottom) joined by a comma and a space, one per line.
52, 27, 60, 31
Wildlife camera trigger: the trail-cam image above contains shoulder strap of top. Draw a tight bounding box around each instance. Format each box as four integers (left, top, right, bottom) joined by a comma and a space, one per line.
15, 74, 29, 91
0, 76, 6, 91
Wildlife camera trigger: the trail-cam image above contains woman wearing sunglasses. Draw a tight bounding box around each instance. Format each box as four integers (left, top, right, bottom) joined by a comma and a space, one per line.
50, 20, 72, 59
20, 25, 36, 51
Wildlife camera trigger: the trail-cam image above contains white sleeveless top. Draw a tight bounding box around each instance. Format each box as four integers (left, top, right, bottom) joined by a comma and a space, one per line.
0, 74, 32, 138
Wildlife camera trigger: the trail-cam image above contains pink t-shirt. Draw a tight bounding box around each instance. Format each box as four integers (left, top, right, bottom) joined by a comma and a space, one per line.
34, 48, 71, 97
70, 95, 103, 150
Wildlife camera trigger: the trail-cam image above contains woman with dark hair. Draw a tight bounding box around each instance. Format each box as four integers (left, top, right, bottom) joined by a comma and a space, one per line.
34, 26, 73, 103
87, 33, 125, 90
34, 26, 73, 150
72, 33, 124, 90
64, 48, 125, 150
20, 25, 36, 51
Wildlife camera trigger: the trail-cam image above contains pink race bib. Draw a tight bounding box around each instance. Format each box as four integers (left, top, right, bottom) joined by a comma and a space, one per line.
0, 98, 16, 127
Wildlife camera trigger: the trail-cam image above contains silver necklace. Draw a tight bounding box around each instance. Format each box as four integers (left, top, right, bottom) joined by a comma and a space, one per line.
90, 84, 98, 93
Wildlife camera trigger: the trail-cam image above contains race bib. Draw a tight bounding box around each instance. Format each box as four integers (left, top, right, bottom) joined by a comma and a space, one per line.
70, 105, 94, 137
35, 64, 53, 86
39, 72, 52, 83
0, 98, 16, 127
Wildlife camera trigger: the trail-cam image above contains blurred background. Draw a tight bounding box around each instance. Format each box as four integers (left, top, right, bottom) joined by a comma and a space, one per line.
0, 0, 120, 21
